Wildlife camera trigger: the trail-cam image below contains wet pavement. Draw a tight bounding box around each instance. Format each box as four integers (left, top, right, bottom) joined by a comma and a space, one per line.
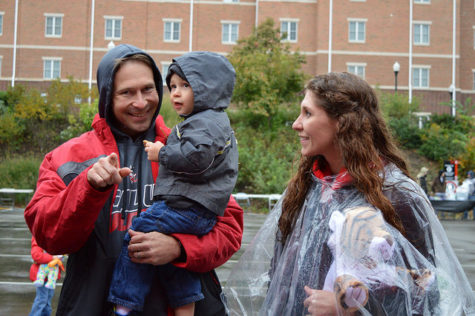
1, 207, 474, 314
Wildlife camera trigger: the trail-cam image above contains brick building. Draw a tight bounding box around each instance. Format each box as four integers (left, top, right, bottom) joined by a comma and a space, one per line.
0, 0, 474, 114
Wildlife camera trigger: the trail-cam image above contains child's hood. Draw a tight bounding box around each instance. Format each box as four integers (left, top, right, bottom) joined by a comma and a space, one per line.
172, 51, 235, 114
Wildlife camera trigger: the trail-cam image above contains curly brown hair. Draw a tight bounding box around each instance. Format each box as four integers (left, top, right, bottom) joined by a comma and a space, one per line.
280, 72, 409, 244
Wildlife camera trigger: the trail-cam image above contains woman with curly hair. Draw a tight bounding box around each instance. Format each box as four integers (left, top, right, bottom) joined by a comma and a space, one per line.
224, 72, 475, 315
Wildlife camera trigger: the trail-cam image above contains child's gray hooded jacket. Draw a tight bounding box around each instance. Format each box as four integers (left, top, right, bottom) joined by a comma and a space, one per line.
154, 51, 238, 216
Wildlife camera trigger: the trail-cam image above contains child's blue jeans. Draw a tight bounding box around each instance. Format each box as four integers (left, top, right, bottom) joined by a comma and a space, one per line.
108, 201, 217, 311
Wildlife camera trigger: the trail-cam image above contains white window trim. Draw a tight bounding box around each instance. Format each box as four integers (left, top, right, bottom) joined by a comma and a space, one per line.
163, 19, 182, 43
0, 12, 4, 36
221, 20, 240, 45
44, 13, 64, 38
413, 21, 431, 46
223, 0, 239, 3
348, 18, 367, 43
350, 0, 366, 2
346, 62, 367, 79
161, 62, 171, 85
412, 65, 431, 89
104, 16, 123, 40
414, 0, 430, 4
42, 57, 62, 80
280, 18, 299, 43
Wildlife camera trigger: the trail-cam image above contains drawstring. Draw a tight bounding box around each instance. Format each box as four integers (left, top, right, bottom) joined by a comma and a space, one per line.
136, 148, 143, 217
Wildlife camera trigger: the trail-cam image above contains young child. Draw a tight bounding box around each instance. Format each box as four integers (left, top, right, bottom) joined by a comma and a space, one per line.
108, 51, 238, 316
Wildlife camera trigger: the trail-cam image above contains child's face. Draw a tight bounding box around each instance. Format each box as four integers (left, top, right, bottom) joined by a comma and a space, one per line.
169, 73, 194, 116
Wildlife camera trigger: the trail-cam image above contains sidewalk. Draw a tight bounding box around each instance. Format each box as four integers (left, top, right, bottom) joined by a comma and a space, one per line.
1, 208, 474, 314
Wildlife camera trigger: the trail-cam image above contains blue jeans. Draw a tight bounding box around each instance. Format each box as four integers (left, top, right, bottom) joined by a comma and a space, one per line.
29, 285, 55, 316
108, 201, 217, 310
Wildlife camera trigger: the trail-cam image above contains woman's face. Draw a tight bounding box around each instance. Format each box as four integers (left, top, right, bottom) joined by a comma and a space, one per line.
292, 90, 339, 159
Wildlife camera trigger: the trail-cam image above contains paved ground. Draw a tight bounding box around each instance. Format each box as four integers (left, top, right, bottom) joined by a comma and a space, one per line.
1, 208, 474, 314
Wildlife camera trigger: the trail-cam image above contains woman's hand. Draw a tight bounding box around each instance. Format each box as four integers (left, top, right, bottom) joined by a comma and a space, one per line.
303, 286, 339, 316
127, 230, 181, 265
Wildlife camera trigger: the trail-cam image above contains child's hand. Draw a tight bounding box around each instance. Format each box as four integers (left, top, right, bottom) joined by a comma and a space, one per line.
143, 140, 164, 162
48, 258, 66, 271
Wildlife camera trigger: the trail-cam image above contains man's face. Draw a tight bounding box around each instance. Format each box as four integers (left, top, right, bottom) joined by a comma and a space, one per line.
112, 60, 159, 138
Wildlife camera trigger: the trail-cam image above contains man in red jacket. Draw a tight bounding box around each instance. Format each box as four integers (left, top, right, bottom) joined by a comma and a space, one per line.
24, 44, 243, 316
29, 237, 63, 316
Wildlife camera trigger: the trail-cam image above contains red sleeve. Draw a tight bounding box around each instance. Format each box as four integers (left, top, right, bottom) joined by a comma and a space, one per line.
31, 237, 54, 264
24, 154, 112, 255
173, 195, 243, 273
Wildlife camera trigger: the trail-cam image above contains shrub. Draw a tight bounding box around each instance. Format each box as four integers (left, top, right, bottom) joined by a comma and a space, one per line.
0, 154, 42, 205
232, 122, 299, 194
419, 123, 468, 162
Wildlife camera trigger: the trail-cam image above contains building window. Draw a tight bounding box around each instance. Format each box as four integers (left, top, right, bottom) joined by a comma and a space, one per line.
472, 70, 475, 90
45, 14, 63, 37
414, 0, 430, 3
0, 13, 3, 36
412, 67, 430, 88
414, 22, 430, 45
43, 58, 61, 79
221, 22, 239, 44
280, 20, 298, 42
163, 20, 181, 42
347, 63, 366, 79
161, 62, 171, 85
348, 19, 366, 43
105, 17, 122, 40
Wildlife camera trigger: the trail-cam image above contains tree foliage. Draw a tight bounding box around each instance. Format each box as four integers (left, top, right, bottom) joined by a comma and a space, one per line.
228, 18, 308, 126
0, 78, 96, 156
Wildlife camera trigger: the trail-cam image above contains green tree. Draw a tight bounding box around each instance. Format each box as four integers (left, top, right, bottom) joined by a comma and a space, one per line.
228, 18, 308, 128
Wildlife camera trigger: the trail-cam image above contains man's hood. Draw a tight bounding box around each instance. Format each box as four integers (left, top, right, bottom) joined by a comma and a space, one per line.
96, 44, 163, 127
170, 51, 235, 115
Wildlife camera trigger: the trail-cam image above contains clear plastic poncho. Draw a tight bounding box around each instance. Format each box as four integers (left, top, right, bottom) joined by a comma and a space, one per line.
223, 164, 475, 315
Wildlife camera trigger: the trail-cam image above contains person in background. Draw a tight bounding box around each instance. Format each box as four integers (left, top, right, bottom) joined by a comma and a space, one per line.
417, 166, 429, 196
460, 170, 475, 220
29, 237, 63, 316
24, 44, 243, 316
431, 170, 446, 197
108, 51, 238, 316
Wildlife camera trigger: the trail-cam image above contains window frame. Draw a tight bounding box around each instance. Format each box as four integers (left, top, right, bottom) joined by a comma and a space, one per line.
104, 16, 123, 40
280, 18, 299, 43
348, 18, 367, 43
161, 62, 171, 85
412, 65, 431, 89
221, 21, 240, 45
346, 62, 366, 79
413, 21, 431, 46
0, 12, 4, 36
472, 69, 475, 90
43, 57, 62, 80
223, 0, 239, 3
44, 13, 63, 38
414, 0, 430, 3
163, 19, 181, 43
